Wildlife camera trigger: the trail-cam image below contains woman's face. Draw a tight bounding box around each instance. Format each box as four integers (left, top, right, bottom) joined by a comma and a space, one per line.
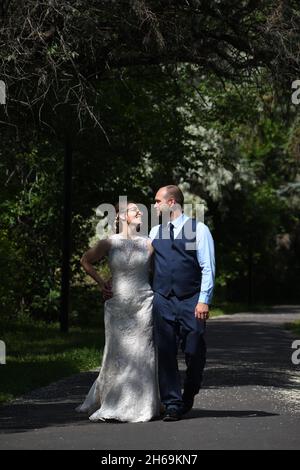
125, 203, 143, 227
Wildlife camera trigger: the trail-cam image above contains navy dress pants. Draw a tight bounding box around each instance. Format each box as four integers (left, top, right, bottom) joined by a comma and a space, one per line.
153, 291, 206, 410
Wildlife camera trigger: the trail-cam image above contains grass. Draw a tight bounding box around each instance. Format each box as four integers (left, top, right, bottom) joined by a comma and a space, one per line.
0, 316, 104, 405
285, 320, 300, 337
210, 301, 273, 317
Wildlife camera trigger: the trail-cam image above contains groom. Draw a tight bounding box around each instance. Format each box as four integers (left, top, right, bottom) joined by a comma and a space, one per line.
149, 185, 215, 422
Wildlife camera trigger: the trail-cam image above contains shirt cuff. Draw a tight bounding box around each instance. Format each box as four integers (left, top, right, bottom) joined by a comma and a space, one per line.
198, 293, 212, 305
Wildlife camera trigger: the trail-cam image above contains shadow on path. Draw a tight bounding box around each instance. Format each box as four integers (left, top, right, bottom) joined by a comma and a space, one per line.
199, 319, 300, 389
1, 313, 299, 435
185, 409, 277, 420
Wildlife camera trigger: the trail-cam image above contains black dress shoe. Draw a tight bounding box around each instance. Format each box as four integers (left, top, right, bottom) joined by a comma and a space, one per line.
162, 408, 182, 422
181, 395, 195, 414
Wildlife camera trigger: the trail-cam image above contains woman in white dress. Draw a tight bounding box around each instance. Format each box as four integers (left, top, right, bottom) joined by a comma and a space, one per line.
76, 201, 161, 423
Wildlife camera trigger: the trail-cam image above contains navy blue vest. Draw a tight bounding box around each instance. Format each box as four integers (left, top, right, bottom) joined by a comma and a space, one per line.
152, 218, 202, 299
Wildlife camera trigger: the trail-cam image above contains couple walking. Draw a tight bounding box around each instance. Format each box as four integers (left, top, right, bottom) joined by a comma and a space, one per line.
76, 185, 215, 422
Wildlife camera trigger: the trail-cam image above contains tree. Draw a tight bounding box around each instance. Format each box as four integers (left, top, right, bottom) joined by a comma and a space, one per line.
1, 0, 300, 131
1, 0, 300, 327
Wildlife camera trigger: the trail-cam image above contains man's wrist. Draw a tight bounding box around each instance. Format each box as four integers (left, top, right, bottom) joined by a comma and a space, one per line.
198, 295, 210, 305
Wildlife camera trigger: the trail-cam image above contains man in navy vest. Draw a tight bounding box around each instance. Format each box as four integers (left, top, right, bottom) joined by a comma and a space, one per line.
149, 185, 215, 421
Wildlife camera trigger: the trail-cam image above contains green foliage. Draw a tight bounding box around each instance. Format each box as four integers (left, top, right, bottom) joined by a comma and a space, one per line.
0, 138, 64, 320
177, 72, 300, 304
0, 63, 299, 326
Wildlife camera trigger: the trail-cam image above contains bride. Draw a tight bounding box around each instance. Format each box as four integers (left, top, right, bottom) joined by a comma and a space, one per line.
76, 201, 161, 423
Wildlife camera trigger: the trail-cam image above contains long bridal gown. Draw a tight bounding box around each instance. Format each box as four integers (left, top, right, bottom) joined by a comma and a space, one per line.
76, 234, 160, 423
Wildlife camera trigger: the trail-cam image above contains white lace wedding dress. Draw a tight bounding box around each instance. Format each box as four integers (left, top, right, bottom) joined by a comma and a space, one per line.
76, 234, 160, 423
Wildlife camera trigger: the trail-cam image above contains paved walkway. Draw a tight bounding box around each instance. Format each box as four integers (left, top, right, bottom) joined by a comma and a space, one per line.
0, 305, 300, 450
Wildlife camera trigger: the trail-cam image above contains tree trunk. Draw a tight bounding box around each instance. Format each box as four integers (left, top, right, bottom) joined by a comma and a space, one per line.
60, 133, 72, 333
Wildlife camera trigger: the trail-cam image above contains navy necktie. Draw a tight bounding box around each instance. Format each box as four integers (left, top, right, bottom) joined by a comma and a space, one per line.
169, 223, 174, 242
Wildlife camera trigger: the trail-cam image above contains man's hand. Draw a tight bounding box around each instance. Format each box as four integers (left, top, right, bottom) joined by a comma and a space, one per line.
195, 302, 210, 320
100, 279, 113, 301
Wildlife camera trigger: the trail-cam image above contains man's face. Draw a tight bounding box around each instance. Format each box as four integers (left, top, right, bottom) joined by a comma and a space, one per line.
154, 188, 174, 217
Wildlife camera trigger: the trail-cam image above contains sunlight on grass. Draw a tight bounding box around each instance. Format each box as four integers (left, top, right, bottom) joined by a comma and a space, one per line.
0, 317, 104, 404
210, 302, 273, 317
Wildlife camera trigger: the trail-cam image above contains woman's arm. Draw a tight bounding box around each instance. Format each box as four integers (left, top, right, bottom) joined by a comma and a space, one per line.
80, 239, 111, 293
146, 238, 154, 256
146, 239, 154, 286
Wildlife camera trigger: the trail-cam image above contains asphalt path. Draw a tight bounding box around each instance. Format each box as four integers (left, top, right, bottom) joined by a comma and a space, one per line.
0, 305, 299, 450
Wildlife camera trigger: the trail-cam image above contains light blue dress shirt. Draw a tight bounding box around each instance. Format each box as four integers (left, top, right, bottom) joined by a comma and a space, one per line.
149, 213, 215, 304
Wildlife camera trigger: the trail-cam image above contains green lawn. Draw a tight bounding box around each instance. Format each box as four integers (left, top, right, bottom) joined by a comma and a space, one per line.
0, 317, 104, 404
210, 302, 272, 317
285, 320, 300, 337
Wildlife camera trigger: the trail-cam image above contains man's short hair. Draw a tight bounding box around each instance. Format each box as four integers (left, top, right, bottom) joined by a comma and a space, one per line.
164, 185, 184, 207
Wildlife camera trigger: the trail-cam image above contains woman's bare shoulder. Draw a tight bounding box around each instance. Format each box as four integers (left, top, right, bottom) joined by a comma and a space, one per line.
93, 237, 113, 252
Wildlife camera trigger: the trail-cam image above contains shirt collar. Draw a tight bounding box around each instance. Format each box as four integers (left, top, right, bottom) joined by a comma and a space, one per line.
168, 213, 188, 229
